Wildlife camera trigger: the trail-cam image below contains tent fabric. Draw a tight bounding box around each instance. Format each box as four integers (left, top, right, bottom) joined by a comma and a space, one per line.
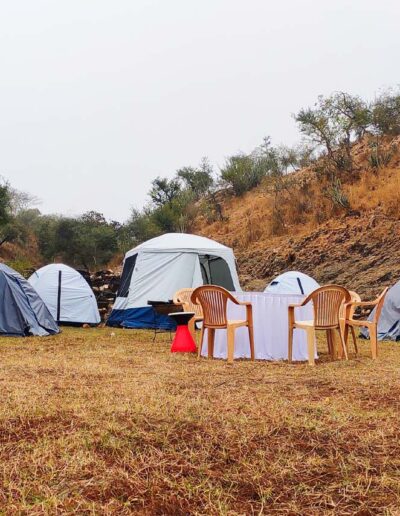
264, 271, 320, 296
361, 281, 400, 341
108, 233, 241, 329
0, 263, 59, 336
109, 307, 176, 330
29, 264, 100, 325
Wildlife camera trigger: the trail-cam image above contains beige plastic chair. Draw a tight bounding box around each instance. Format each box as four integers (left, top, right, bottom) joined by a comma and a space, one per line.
288, 285, 351, 366
191, 285, 254, 364
339, 291, 361, 355
344, 288, 389, 359
173, 288, 203, 339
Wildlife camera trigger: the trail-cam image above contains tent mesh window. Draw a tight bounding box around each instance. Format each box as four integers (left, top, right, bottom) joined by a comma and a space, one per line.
118, 254, 137, 297
199, 255, 235, 291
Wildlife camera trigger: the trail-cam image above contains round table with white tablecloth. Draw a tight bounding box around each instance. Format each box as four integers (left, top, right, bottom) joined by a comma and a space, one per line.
200, 292, 316, 362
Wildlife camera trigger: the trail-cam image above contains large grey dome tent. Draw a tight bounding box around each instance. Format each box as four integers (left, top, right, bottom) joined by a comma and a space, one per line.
265, 271, 320, 295
28, 264, 100, 325
361, 280, 400, 341
0, 263, 59, 336
108, 233, 241, 329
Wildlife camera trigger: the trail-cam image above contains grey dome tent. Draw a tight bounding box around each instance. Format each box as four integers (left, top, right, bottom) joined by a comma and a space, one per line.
361, 280, 400, 341
0, 263, 60, 337
264, 271, 320, 295
28, 264, 100, 325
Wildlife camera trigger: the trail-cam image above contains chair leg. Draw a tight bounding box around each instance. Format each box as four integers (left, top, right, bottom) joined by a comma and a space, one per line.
351, 326, 358, 355
370, 324, 378, 359
227, 325, 235, 364
288, 325, 294, 363
326, 330, 332, 357
328, 329, 337, 359
207, 328, 215, 359
306, 328, 316, 366
343, 324, 349, 349
338, 326, 348, 361
197, 326, 205, 360
248, 323, 255, 361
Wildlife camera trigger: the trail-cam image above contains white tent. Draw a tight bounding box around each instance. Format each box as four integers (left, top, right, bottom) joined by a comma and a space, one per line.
265, 271, 320, 296
29, 264, 100, 325
108, 233, 241, 329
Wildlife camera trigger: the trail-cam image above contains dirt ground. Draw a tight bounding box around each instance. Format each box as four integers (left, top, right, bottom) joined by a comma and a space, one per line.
0, 327, 399, 514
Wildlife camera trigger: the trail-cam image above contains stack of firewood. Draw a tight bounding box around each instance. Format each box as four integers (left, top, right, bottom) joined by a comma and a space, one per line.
90, 269, 121, 321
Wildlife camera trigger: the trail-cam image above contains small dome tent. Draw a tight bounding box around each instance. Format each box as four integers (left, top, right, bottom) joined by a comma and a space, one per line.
108, 233, 241, 329
0, 263, 59, 336
265, 271, 320, 295
28, 264, 100, 325
361, 280, 400, 341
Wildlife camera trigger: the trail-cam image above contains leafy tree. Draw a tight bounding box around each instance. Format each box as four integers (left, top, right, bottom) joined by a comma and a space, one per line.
295, 92, 370, 172
0, 179, 41, 248
74, 212, 118, 269
177, 158, 214, 199
0, 179, 29, 248
80, 210, 108, 225
0, 220, 29, 247
149, 177, 181, 207
32, 212, 119, 270
0, 178, 12, 226
34, 215, 61, 262
122, 208, 161, 248
220, 154, 264, 196
8, 187, 40, 215
371, 88, 400, 136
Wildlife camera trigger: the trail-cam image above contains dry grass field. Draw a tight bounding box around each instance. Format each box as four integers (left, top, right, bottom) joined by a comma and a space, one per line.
0, 327, 400, 515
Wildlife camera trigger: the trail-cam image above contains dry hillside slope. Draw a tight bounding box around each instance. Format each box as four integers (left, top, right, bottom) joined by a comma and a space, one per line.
195, 137, 400, 298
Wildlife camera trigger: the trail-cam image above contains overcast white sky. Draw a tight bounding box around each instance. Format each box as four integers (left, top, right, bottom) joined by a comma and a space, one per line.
0, 0, 399, 222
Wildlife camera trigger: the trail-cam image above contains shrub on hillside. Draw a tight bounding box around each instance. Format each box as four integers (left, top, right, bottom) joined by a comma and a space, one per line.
371, 89, 400, 136
5, 257, 34, 278
220, 154, 263, 196
295, 92, 370, 173
177, 158, 215, 200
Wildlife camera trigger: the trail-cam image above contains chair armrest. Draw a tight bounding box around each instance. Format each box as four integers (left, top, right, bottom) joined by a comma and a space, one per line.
237, 301, 252, 306
346, 301, 377, 308
288, 303, 304, 309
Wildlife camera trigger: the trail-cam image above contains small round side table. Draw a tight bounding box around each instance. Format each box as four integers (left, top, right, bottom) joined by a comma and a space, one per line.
168, 312, 197, 353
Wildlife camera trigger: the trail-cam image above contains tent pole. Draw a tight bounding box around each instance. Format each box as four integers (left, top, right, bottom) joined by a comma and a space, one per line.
57, 270, 62, 324
296, 277, 305, 295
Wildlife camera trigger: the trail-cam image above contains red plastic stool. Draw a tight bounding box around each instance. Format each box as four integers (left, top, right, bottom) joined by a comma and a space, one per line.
168, 312, 197, 353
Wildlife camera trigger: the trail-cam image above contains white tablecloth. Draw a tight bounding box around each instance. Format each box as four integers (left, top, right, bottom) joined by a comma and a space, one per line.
200, 292, 315, 362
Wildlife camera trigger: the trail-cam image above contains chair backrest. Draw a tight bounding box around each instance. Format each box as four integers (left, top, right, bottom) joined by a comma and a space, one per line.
173, 288, 203, 319
340, 290, 361, 319
371, 287, 389, 324
304, 285, 351, 328
191, 285, 237, 328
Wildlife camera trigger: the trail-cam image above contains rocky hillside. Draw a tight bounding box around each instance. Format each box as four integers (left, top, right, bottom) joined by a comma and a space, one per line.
194, 137, 400, 299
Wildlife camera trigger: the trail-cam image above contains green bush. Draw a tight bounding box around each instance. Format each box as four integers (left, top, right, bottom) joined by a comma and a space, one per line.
372, 89, 400, 136
6, 257, 34, 278
220, 154, 266, 196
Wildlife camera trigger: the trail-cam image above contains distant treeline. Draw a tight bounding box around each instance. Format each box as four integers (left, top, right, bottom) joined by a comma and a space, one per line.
1, 88, 399, 272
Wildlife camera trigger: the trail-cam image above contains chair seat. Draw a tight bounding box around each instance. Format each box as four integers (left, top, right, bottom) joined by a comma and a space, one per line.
228, 320, 248, 328
294, 320, 340, 329
346, 318, 371, 328
294, 320, 314, 328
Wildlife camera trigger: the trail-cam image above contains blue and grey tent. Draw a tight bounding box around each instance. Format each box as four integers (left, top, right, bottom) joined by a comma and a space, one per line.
361, 280, 400, 341
0, 263, 60, 337
108, 233, 241, 330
